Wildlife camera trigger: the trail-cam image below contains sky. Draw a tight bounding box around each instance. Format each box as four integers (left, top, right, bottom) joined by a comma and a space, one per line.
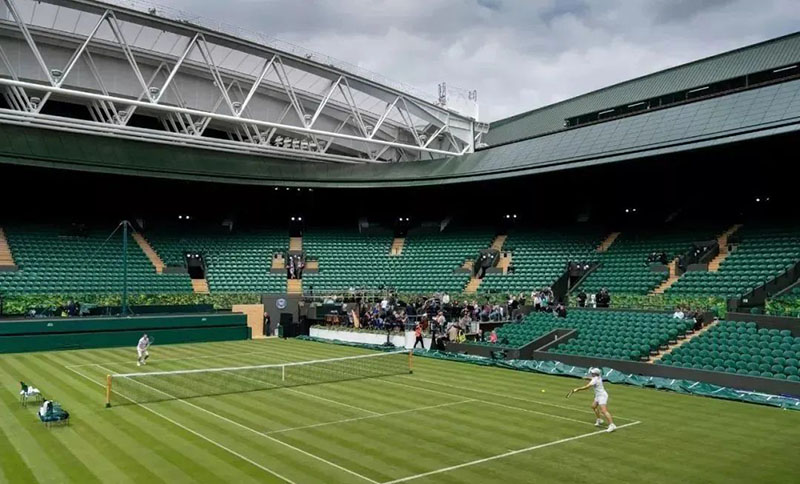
161, 0, 800, 122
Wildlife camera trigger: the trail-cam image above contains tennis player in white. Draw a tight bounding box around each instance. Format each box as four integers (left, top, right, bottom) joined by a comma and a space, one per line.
136, 333, 151, 367
569, 367, 616, 432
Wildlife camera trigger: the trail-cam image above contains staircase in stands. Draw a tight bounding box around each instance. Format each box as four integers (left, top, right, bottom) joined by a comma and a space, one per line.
133, 232, 164, 274
596, 232, 620, 252
287, 279, 302, 294
0, 227, 16, 269
465, 233, 508, 293
651, 259, 680, 294
490, 234, 507, 251
390, 237, 405, 255
708, 224, 743, 272
191, 279, 210, 294
289, 236, 303, 251
287, 235, 304, 293
649, 319, 720, 363
464, 277, 482, 294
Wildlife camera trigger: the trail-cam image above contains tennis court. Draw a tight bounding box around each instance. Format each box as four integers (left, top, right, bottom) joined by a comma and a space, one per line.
2, 338, 798, 483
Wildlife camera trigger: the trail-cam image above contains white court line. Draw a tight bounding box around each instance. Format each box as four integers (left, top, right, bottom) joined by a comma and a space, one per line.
65, 365, 296, 484
382, 421, 642, 483
379, 379, 594, 427
398, 375, 638, 421
283, 387, 380, 416
267, 399, 475, 435
96, 365, 380, 484
64, 349, 276, 369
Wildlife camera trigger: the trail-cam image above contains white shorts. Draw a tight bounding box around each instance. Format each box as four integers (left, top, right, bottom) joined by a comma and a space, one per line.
137, 348, 148, 358
593, 392, 609, 406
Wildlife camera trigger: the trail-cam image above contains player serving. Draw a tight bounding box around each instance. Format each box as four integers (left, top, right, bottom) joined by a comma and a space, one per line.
567, 367, 617, 432
136, 333, 152, 367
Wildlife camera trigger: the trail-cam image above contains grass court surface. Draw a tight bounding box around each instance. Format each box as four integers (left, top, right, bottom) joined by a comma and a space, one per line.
1, 338, 798, 483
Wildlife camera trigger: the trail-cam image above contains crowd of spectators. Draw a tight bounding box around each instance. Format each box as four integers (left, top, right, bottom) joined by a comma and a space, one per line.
287, 254, 305, 279
647, 252, 669, 265
672, 305, 705, 331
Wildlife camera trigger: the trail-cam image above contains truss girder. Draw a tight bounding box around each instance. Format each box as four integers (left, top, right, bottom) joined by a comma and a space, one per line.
0, 0, 477, 163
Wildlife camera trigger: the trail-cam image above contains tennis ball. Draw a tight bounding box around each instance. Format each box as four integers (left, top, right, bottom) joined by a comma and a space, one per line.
541, 389, 546, 393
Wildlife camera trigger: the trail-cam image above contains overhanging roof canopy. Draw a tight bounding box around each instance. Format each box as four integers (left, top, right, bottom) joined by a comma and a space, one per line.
2, 76, 799, 187
0, 0, 479, 163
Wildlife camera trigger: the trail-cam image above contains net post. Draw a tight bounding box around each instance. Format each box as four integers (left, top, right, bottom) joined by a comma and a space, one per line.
408, 350, 413, 374
105, 374, 112, 408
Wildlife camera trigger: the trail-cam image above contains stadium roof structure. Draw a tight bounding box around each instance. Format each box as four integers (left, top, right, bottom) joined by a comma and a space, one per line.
486, 32, 800, 146
0, 3, 799, 186
0, 0, 482, 164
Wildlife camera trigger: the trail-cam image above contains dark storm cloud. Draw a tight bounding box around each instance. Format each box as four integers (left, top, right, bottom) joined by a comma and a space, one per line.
160, 0, 798, 121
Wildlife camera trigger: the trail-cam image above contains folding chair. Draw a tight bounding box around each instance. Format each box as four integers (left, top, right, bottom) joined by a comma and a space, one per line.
19, 382, 43, 407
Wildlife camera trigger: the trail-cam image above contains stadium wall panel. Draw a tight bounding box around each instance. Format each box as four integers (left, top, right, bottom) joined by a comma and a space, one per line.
0, 313, 248, 353
532, 351, 800, 397
0, 326, 249, 353
0, 313, 246, 336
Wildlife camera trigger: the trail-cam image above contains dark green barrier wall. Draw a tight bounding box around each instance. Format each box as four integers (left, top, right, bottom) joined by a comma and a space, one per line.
0, 313, 249, 353
0, 313, 244, 336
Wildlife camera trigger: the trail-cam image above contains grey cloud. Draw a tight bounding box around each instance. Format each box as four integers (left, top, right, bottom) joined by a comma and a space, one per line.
162, 0, 799, 121
653, 0, 736, 24
477, 0, 503, 11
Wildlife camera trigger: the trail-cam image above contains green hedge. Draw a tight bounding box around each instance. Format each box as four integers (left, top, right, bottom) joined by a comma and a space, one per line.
1, 293, 261, 315
765, 298, 800, 318
569, 293, 727, 318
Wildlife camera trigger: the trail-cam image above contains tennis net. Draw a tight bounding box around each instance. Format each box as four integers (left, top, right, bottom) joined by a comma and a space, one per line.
105, 350, 411, 406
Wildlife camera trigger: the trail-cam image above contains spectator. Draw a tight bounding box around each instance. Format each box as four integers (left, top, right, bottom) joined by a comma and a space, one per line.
693, 309, 705, 331
263, 311, 271, 336
435, 311, 446, 328
577, 290, 587, 308
596, 288, 611, 308
413, 323, 425, 349
555, 303, 567, 318
489, 330, 498, 344
672, 307, 685, 319
447, 323, 459, 342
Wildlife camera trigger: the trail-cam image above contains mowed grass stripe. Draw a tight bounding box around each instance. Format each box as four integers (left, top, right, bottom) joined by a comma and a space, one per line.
4, 338, 799, 483
0, 359, 103, 483
96, 365, 376, 483
61, 355, 295, 483
6, 354, 166, 484
183, 389, 365, 435
0, 418, 37, 483
40, 354, 257, 484
52, 353, 257, 484
83, 365, 299, 484
205, 342, 592, 477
